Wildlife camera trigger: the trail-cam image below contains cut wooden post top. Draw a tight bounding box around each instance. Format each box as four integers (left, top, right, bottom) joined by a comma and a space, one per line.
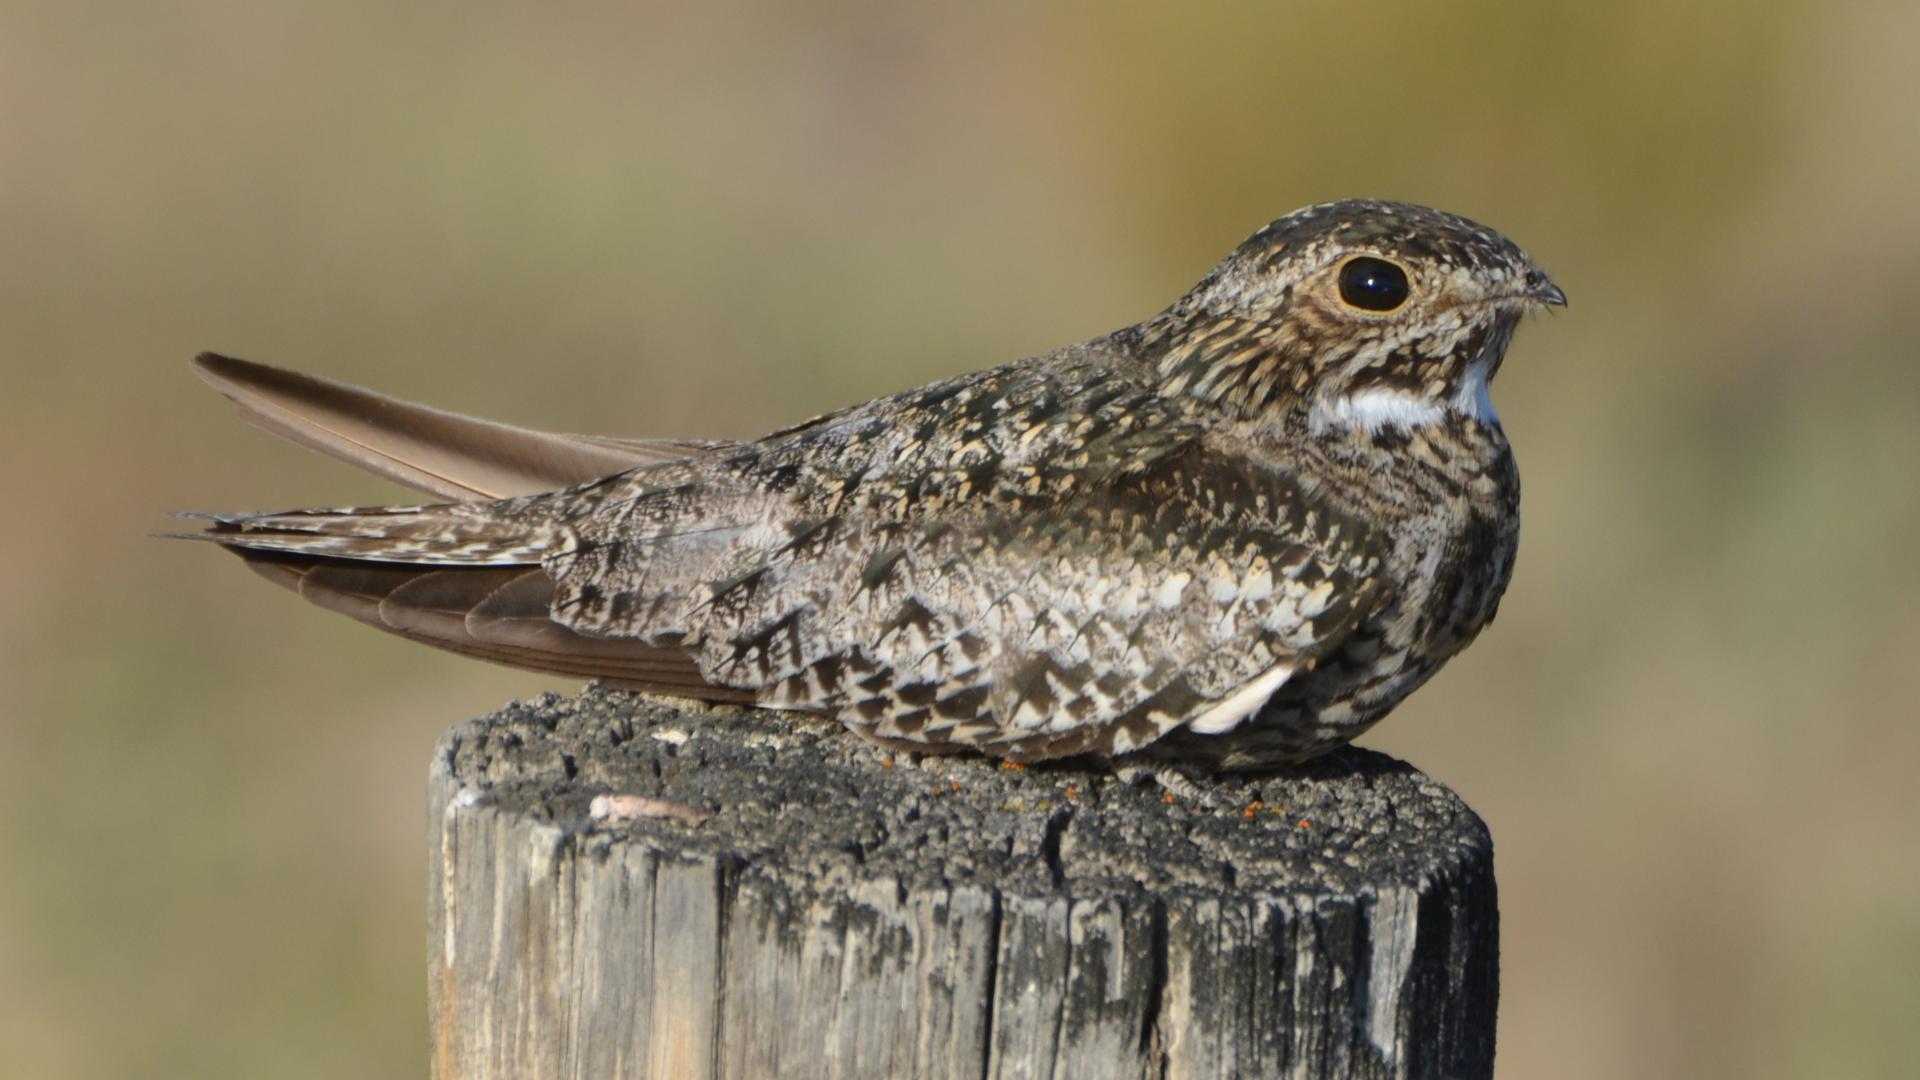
429, 686, 1498, 1080
434, 686, 1490, 902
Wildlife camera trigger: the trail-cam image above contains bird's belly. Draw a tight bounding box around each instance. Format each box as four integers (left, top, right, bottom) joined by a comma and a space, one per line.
1169, 511, 1518, 768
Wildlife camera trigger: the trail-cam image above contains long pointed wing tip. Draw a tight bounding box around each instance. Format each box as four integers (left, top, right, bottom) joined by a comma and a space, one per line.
184, 347, 702, 499
191, 351, 253, 386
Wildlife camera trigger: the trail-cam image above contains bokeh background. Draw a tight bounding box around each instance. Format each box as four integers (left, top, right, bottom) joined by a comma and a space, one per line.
5, 2, 1917, 1076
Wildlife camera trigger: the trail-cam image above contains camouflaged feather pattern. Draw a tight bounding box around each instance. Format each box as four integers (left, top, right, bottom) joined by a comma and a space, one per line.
192, 199, 1563, 767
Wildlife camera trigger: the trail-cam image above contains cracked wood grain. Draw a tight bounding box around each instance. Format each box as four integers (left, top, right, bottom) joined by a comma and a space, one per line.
427, 687, 1497, 1079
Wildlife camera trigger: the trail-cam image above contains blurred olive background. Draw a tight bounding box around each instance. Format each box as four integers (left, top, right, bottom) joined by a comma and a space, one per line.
4, 1, 1917, 1076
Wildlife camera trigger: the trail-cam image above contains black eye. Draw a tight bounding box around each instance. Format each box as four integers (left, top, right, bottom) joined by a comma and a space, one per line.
1337, 257, 1411, 312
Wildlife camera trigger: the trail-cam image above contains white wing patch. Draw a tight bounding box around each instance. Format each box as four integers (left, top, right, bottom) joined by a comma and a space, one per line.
1186, 662, 1294, 735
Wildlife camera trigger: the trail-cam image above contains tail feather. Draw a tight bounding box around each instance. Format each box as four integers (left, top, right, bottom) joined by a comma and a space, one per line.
192, 504, 551, 565
185, 351, 756, 702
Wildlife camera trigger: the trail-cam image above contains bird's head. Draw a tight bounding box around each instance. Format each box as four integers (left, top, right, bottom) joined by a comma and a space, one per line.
1150, 200, 1564, 433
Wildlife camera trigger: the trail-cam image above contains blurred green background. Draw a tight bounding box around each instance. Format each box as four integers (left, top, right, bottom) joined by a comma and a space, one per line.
4, 1, 1917, 1076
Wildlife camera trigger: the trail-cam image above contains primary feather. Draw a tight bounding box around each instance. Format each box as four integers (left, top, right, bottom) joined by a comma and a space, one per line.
193, 352, 729, 499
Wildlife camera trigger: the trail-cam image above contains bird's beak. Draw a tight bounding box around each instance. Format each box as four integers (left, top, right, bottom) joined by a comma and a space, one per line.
1523, 271, 1567, 308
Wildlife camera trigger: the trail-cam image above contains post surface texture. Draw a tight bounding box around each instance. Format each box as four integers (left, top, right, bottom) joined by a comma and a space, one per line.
428, 688, 1498, 1079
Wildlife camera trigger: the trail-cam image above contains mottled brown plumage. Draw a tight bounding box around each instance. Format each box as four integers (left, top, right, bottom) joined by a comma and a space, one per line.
184, 200, 1563, 769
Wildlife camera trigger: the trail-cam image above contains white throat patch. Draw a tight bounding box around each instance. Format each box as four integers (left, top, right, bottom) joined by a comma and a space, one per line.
1310, 358, 1499, 435
1454, 355, 1499, 425
1312, 389, 1448, 434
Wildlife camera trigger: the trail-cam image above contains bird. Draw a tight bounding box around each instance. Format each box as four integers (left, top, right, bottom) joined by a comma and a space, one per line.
180, 199, 1564, 771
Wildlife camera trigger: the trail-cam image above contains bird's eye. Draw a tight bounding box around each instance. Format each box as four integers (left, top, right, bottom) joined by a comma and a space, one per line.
1336, 256, 1411, 313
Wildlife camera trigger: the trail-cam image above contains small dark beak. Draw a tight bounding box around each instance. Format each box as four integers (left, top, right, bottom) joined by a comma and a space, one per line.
1524, 272, 1567, 308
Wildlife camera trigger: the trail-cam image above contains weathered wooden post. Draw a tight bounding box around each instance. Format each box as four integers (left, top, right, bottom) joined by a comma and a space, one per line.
428, 687, 1497, 1079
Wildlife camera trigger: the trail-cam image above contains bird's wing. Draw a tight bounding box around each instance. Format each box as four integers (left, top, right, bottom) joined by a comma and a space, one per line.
187, 352, 1382, 756
543, 361, 1386, 759
192, 353, 733, 500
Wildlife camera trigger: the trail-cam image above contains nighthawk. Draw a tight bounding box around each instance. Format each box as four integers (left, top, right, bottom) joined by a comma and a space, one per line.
183, 200, 1563, 770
